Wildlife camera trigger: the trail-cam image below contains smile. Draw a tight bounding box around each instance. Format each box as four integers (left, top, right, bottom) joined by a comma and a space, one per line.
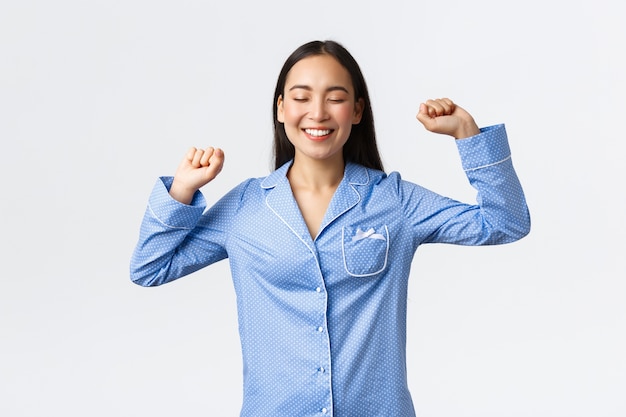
304, 128, 332, 137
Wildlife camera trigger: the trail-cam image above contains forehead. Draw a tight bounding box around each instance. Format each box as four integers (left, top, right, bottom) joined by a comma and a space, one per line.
285, 54, 354, 91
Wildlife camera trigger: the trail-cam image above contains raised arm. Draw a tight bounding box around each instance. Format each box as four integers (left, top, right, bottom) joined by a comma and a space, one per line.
129, 147, 229, 287
400, 98, 530, 246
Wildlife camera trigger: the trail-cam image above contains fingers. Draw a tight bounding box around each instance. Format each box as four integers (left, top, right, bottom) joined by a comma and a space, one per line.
207, 147, 225, 178
416, 98, 456, 132
191, 148, 204, 167
415, 98, 480, 138
419, 98, 456, 118
199, 147, 214, 166
185, 147, 198, 162
186, 147, 222, 168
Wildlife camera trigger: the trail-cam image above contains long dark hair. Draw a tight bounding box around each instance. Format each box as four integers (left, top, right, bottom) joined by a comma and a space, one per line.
272, 40, 383, 171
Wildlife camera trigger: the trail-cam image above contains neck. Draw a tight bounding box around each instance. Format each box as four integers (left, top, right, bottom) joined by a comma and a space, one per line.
288, 154, 345, 190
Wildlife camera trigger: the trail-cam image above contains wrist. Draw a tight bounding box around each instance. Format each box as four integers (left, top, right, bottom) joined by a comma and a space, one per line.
169, 179, 197, 205
453, 120, 480, 140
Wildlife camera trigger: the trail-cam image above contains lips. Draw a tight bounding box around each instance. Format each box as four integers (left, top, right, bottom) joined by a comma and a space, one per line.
304, 128, 332, 136
303, 128, 334, 140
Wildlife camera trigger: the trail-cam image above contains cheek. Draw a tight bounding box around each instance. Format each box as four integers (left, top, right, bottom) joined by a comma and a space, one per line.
335, 106, 357, 124
282, 105, 303, 124
283, 110, 296, 124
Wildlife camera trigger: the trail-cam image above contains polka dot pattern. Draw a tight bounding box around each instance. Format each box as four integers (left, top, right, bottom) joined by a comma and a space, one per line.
130, 124, 530, 416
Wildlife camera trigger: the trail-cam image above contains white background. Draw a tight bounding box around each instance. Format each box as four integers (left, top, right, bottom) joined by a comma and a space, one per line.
1, 0, 624, 416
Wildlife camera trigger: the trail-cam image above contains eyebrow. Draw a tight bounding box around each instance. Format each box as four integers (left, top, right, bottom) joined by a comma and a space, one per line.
288, 85, 350, 94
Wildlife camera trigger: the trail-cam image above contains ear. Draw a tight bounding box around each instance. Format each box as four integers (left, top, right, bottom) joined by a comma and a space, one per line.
277, 95, 285, 123
352, 98, 364, 125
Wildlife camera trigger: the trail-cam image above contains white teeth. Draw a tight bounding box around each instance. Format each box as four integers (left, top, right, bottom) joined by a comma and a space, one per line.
305, 129, 331, 137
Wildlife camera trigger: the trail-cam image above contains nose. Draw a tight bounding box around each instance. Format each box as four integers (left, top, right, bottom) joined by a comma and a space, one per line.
308, 98, 329, 121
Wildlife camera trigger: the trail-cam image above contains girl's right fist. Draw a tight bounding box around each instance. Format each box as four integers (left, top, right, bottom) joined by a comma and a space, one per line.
169, 147, 225, 204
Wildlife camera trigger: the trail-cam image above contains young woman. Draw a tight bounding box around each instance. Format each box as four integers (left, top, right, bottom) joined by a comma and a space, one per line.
130, 40, 530, 417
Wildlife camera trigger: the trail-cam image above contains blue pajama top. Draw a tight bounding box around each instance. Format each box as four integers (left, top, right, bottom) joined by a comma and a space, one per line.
130, 124, 530, 417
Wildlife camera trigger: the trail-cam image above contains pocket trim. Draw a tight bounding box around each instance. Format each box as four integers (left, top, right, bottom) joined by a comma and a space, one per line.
341, 225, 389, 277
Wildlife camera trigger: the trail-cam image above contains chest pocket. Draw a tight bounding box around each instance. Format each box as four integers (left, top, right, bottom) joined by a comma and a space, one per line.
341, 225, 389, 277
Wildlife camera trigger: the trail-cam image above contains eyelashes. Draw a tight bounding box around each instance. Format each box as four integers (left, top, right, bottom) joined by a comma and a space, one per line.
291, 97, 347, 103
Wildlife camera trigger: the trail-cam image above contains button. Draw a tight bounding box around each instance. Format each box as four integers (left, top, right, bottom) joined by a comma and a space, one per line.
317, 326, 324, 332
319, 367, 325, 373
316, 287, 322, 293
322, 407, 328, 414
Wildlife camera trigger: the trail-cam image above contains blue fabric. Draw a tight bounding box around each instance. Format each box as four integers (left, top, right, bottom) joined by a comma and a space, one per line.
130, 124, 530, 417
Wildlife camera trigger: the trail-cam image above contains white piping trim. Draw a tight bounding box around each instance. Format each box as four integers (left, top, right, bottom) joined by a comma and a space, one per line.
264, 197, 314, 254
147, 203, 194, 230
464, 155, 511, 172
264, 195, 335, 412
315, 183, 361, 243
341, 225, 389, 277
